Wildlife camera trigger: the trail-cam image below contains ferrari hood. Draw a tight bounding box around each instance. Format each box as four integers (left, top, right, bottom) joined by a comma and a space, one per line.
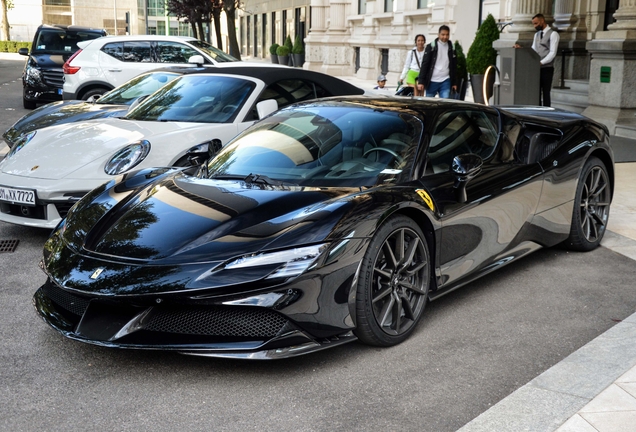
70, 172, 357, 264
0, 119, 213, 180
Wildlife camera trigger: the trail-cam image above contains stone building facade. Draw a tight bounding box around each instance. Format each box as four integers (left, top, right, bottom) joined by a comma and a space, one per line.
239, 0, 635, 136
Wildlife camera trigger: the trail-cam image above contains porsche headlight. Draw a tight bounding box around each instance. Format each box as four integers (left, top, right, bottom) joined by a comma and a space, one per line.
223, 244, 328, 279
6, 130, 37, 158
104, 140, 151, 175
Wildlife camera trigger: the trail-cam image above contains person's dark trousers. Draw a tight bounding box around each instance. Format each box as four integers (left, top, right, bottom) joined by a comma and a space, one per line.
540, 67, 554, 107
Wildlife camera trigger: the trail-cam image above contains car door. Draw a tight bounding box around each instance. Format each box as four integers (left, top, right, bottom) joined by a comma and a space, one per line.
99, 41, 158, 88
423, 108, 545, 291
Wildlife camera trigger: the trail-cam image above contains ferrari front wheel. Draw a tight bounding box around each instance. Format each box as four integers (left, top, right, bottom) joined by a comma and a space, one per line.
564, 156, 611, 251
354, 215, 430, 346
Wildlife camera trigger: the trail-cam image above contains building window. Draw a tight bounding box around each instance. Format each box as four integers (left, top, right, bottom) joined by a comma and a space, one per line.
380, 49, 388, 75
359, 0, 367, 15
418, 0, 434, 8
385, 0, 394, 13
262, 13, 267, 54
148, 0, 166, 17
354, 47, 360, 73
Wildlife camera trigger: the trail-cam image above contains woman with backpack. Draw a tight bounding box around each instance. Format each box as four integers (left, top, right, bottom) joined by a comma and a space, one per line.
398, 34, 426, 96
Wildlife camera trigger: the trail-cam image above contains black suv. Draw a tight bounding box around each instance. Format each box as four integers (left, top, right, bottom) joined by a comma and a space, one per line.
19, 24, 107, 109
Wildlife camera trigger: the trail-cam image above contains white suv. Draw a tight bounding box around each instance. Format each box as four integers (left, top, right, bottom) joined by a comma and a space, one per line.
63, 35, 238, 100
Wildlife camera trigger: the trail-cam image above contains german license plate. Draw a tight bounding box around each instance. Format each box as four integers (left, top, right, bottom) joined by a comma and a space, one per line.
0, 185, 36, 206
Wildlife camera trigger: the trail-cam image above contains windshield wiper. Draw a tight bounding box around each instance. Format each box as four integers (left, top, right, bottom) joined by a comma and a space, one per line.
208, 173, 296, 186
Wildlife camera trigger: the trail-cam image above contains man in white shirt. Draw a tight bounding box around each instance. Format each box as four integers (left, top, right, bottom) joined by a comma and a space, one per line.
417, 25, 457, 99
530, 13, 560, 107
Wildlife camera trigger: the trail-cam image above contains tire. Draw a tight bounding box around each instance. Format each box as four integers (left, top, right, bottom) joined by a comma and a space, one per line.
563, 156, 611, 251
23, 97, 36, 109
81, 87, 109, 101
354, 215, 431, 346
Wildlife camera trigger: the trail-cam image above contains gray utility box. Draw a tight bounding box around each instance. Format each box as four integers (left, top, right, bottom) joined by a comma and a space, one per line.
498, 47, 540, 106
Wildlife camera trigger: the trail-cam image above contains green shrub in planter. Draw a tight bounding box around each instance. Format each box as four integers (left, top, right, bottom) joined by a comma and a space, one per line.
269, 43, 279, 55
17, 42, 30, 52
454, 41, 468, 100
0, 41, 7, 52
276, 45, 290, 56
284, 35, 293, 52
292, 35, 304, 55
466, 13, 499, 75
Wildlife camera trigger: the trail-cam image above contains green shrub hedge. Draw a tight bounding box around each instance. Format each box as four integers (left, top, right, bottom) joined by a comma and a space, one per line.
0, 41, 32, 53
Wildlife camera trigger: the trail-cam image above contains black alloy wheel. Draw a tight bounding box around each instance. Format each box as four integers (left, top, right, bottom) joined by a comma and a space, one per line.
355, 215, 430, 346
564, 156, 611, 251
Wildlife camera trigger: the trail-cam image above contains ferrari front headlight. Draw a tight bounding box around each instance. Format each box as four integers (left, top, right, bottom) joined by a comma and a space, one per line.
222, 244, 329, 279
104, 140, 151, 175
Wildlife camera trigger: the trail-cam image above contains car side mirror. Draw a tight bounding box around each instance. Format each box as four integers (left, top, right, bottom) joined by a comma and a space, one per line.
452, 154, 483, 203
18, 48, 29, 56
188, 55, 205, 66
256, 99, 278, 120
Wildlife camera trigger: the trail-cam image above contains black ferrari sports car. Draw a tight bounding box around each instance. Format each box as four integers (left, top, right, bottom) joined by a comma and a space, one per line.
34, 97, 614, 359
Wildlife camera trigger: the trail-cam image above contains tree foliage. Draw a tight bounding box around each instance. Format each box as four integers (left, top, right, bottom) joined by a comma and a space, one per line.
166, 0, 212, 41
466, 14, 500, 75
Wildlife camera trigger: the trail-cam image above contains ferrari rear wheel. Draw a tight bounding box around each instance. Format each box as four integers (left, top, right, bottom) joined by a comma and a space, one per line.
354, 215, 430, 346
564, 156, 611, 251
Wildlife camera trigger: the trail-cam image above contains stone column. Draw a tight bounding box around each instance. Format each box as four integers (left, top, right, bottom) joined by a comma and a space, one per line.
554, 0, 575, 30
509, 0, 554, 34
583, 0, 636, 135
608, 0, 636, 30
495, 0, 554, 46
304, 0, 329, 71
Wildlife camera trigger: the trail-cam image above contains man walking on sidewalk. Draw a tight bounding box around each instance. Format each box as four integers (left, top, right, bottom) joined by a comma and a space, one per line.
417, 25, 457, 99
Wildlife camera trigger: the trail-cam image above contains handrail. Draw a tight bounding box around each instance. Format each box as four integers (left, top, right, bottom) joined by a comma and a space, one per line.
554, 48, 573, 89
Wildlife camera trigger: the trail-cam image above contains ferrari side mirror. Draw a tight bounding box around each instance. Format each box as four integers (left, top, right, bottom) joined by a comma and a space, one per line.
452, 154, 483, 203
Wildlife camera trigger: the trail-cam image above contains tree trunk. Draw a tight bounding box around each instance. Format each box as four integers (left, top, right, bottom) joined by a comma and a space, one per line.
196, 20, 205, 42
224, 3, 240, 59
212, 8, 223, 50
1, 0, 10, 41
190, 21, 198, 40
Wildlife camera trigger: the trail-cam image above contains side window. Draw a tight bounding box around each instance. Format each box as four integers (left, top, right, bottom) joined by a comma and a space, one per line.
102, 43, 124, 61
427, 110, 499, 173
247, 79, 325, 121
123, 41, 153, 62
156, 41, 199, 63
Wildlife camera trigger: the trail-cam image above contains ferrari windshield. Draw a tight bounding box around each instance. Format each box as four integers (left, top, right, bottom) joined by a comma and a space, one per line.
206, 104, 424, 187
125, 75, 255, 123
97, 72, 180, 105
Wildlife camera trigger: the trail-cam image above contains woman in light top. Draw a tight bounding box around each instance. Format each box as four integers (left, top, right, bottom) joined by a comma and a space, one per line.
399, 34, 426, 96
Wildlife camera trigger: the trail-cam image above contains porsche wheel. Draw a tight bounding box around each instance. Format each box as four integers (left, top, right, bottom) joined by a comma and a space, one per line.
354, 215, 430, 346
564, 156, 611, 251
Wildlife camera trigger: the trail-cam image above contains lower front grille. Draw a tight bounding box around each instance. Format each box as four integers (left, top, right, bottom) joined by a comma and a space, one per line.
42, 282, 90, 316
145, 306, 288, 338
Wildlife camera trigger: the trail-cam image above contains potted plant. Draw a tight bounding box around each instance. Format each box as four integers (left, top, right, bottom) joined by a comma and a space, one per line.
292, 35, 305, 68
269, 43, 280, 64
454, 41, 468, 100
283, 35, 294, 66
276, 44, 290, 66
466, 13, 499, 104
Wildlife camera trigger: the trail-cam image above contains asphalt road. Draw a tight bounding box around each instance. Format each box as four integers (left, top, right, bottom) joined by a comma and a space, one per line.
1, 57, 635, 432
